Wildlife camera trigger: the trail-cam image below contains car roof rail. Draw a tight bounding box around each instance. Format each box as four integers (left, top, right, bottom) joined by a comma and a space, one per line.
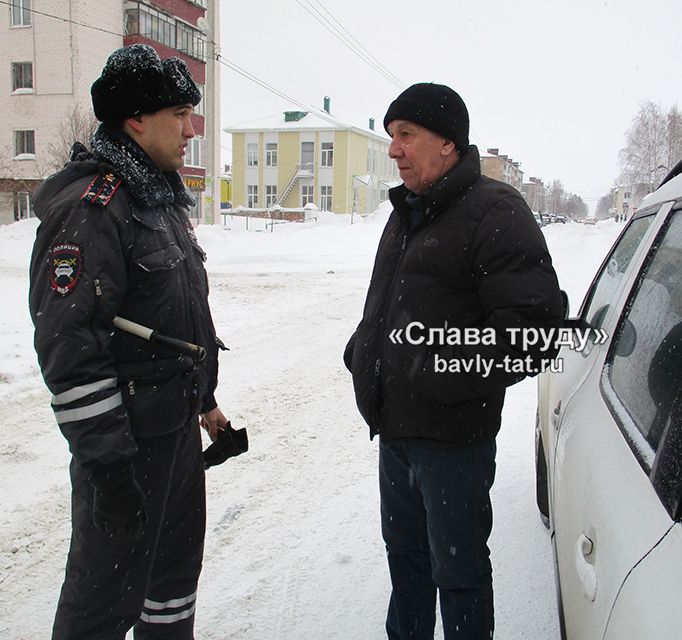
658, 158, 682, 188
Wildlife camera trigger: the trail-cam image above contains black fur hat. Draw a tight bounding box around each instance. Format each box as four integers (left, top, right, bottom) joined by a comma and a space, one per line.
91, 44, 201, 124
384, 83, 469, 153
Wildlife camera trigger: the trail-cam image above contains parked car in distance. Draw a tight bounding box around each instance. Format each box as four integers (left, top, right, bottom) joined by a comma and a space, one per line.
536, 160, 682, 639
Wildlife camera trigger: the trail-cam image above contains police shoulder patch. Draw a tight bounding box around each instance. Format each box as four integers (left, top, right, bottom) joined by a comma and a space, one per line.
49, 242, 83, 297
81, 173, 122, 207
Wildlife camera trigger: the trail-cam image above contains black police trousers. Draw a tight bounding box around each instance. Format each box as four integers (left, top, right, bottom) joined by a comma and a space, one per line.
52, 424, 206, 640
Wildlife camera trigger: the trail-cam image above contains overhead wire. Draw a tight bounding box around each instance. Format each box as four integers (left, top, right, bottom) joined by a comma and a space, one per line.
1, 0, 604, 197
293, 0, 489, 150
213, 54, 363, 131
0, 0, 352, 131
295, 0, 404, 89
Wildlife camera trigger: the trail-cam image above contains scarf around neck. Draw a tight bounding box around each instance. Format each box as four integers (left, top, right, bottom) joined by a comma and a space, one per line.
90, 124, 195, 210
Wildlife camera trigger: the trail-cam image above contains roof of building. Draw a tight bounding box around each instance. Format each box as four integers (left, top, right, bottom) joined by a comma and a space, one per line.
224, 108, 389, 142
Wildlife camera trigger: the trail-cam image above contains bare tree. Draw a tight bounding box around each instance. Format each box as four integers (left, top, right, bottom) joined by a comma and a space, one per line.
46, 104, 99, 172
564, 194, 588, 219
595, 187, 617, 219
664, 106, 682, 173
0, 146, 40, 189
619, 101, 682, 190
0, 142, 21, 178
546, 180, 565, 215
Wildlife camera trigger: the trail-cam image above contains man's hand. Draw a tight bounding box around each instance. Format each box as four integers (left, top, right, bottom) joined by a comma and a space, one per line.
91, 462, 146, 541
203, 421, 249, 470
200, 406, 228, 442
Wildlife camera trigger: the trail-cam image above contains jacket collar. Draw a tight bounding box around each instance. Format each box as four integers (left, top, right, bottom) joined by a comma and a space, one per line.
389, 144, 481, 222
90, 124, 195, 210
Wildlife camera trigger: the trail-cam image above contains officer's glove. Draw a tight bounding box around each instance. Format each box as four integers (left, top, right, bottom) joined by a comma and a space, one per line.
203, 421, 248, 470
90, 461, 146, 541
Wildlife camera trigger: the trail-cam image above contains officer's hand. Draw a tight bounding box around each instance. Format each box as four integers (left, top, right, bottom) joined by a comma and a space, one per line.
200, 406, 228, 442
91, 462, 146, 541
203, 421, 249, 470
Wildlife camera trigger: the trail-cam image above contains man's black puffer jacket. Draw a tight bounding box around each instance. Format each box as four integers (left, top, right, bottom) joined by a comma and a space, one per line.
345, 145, 564, 443
29, 126, 220, 468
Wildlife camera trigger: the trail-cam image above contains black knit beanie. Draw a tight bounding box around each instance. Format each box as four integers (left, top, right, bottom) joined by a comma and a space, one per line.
91, 44, 201, 124
384, 83, 469, 153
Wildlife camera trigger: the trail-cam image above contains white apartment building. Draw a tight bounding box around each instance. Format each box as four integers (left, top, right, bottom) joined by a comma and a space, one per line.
1, 0, 220, 225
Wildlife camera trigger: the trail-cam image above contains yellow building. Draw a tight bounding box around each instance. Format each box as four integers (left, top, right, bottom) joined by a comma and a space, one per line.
225, 102, 398, 215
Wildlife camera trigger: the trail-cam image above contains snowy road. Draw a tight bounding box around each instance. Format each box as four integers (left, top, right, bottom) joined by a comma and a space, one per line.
0, 210, 622, 639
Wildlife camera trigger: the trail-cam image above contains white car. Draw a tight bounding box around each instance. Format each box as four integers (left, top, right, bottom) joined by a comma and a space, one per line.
536, 161, 682, 639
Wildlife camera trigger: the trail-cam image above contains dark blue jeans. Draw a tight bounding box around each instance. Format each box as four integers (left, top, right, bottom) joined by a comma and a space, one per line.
379, 437, 497, 640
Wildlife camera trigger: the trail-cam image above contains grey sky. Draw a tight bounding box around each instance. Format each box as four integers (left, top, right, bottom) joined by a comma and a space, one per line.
219, 0, 679, 211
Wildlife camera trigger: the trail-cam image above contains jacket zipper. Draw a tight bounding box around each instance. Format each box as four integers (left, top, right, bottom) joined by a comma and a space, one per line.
374, 230, 410, 429
93, 278, 103, 350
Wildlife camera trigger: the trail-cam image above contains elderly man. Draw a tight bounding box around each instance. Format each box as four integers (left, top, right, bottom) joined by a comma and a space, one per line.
344, 83, 564, 639
29, 44, 228, 639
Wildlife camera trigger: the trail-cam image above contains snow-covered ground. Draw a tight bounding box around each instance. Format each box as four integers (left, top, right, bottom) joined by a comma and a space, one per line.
0, 208, 622, 639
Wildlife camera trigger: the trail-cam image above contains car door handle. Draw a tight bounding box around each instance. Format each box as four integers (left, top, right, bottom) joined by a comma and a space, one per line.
575, 532, 597, 601
551, 401, 562, 429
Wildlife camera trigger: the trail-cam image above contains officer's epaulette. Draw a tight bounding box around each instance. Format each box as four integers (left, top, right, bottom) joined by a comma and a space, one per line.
81, 173, 122, 207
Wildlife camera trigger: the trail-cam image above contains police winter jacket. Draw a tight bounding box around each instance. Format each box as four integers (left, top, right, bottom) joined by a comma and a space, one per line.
29, 126, 220, 468
344, 146, 564, 443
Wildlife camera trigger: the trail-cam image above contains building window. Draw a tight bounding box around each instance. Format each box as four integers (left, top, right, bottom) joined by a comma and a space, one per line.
124, 3, 205, 60
265, 143, 277, 167
176, 21, 205, 60
301, 141, 314, 171
247, 143, 258, 167
11, 62, 33, 92
320, 185, 332, 211
321, 142, 334, 167
14, 191, 33, 220
10, 0, 31, 26
14, 130, 35, 157
265, 185, 277, 207
247, 185, 258, 208
184, 137, 202, 167
301, 184, 314, 207
125, 3, 175, 48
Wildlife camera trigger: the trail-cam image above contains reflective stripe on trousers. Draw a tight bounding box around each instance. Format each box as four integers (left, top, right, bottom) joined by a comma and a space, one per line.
140, 592, 197, 624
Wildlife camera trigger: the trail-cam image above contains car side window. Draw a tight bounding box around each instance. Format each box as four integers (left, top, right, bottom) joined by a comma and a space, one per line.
580, 214, 655, 331
606, 210, 682, 464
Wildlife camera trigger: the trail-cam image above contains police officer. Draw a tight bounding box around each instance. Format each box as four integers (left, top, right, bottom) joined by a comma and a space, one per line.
29, 44, 227, 639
